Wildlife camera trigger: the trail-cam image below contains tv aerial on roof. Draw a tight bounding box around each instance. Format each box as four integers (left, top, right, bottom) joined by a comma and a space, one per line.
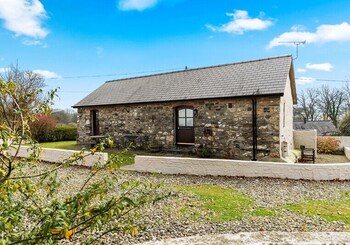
278, 40, 306, 60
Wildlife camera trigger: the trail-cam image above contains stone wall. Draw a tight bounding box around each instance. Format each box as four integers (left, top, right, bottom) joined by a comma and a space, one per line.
77, 96, 281, 159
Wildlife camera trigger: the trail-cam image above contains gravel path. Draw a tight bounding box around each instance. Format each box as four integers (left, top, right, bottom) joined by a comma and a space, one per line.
43, 165, 350, 244
139, 232, 350, 245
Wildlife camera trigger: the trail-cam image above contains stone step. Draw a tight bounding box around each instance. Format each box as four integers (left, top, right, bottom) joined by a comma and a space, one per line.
165, 145, 194, 154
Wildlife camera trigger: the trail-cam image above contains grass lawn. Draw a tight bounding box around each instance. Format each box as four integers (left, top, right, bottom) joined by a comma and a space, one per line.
175, 185, 350, 226
176, 185, 277, 222
284, 191, 350, 229
38, 141, 135, 166
39, 141, 82, 150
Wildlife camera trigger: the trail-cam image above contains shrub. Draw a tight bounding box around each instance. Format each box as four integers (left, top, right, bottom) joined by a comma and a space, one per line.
30, 114, 57, 142
52, 125, 77, 141
339, 112, 350, 136
317, 137, 340, 154
194, 145, 212, 158
1, 80, 166, 243
102, 135, 114, 148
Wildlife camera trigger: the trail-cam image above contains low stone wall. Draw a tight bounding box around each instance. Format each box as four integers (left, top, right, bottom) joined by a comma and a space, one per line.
345, 147, 350, 160
12, 146, 108, 167
132, 155, 350, 181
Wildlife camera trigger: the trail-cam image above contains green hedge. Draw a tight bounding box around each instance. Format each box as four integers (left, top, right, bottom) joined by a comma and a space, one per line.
51, 125, 77, 141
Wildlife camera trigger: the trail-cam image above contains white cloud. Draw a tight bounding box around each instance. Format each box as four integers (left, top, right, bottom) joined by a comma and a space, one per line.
297, 68, 307, 73
0, 0, 48, 39
291, 25, 307, 32
118, 0, 158, 11
206, 10, 273, 35
296, 76, 316, 85
22, 38, 45, 46
33, 69, 61, 79
268, 22, 350, 48
306, 63, 333, 72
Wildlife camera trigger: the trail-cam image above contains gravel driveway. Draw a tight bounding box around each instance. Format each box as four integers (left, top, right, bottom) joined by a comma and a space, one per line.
51, 165, 350, 244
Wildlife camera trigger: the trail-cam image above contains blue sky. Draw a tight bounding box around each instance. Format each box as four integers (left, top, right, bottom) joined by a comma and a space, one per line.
1, 0, 350, 109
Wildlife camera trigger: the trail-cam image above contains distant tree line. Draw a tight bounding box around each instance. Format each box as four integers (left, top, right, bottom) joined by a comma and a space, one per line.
52, 109, 78, 124
0, 64, 46, 130
0, 65, 78, 142
294, 83, 350, 128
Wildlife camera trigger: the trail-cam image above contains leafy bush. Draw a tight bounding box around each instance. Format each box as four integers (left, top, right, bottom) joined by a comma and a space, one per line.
31, 118, 77, 142
317, 137, 340, 154
30, 114, 57, 142
194, 145, 212, 158
1, 79, 166, 244
103, 135, 114, 148
339, 112, 350, 136
52, 125, 77, 141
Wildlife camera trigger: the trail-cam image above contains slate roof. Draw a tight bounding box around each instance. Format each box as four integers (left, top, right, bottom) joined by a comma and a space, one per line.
293, 121, 338, 136
73, 55, 294, 107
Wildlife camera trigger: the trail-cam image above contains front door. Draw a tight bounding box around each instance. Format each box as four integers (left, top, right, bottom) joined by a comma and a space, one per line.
176, 107, 194, 144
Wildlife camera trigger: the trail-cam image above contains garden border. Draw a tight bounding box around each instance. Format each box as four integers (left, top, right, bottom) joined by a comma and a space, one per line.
129, 155, 350, 181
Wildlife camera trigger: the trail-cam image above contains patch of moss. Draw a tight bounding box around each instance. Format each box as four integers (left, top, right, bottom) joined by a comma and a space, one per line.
252, 208, 279, 217
178, 206, 203, 220
176, 185, 253, 222
283, 191, 350, 228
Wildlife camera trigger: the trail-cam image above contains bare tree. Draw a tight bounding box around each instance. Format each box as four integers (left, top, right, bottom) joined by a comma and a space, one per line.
318, 85, 345, 127
297, 88, 320, 121
344, 82, 350, 111
0, 64, 45, 130
293, 106, 304, 121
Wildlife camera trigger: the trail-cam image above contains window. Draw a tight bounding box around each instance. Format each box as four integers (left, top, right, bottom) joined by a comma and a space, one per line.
91, 110, 100, 136
178, 108, 193, 127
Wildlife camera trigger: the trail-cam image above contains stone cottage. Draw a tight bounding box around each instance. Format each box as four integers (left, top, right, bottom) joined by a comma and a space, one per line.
73, 55, 297, 160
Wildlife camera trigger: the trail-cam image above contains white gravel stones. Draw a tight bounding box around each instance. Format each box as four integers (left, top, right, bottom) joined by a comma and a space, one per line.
139, 232, 350, 245
46, 165, 350, 244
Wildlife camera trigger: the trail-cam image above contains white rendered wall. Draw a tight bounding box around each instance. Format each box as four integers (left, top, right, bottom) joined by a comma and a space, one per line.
293, 130, 317, 157
345, 147, 350, 160
279, 76, 294, 157
131, 155, 350, 181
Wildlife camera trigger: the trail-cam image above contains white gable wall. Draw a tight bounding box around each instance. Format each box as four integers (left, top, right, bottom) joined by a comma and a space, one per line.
279, 75, 294, 158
